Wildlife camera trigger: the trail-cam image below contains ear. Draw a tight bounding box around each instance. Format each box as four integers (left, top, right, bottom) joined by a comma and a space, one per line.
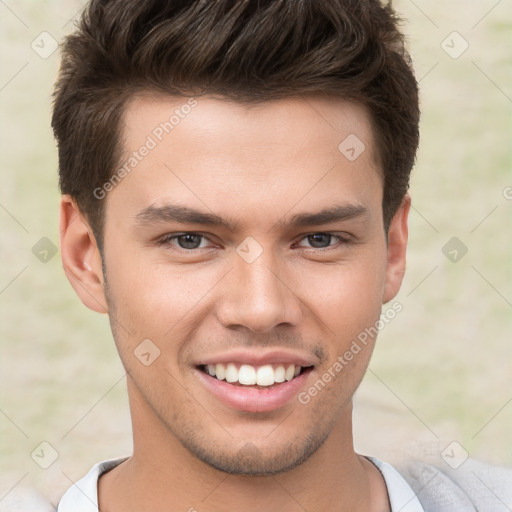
382, 194, 410, 304
59, 195, 108, 314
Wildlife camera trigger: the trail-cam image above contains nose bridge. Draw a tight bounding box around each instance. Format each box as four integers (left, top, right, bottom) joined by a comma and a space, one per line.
217, 243, 302, 332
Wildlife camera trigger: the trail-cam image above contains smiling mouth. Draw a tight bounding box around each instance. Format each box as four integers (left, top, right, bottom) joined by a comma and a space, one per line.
198, 363, 314, 388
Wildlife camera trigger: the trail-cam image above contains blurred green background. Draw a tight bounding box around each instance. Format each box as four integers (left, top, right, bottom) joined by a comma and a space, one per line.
1, 0, 511, 505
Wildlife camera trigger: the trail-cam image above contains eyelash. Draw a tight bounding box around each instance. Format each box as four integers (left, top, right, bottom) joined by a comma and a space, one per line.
156, 232, 352, 252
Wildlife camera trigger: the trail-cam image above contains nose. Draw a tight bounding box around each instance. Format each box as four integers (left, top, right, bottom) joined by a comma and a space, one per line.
216, 247, 303, 333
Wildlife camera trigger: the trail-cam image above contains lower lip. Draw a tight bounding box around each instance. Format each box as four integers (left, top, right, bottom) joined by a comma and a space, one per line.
194, 368, 313, 413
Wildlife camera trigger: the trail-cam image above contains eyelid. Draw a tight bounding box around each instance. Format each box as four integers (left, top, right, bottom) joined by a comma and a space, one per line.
155, 231, 352, 251
156, 232, 216, 250
294, 232, 352, 249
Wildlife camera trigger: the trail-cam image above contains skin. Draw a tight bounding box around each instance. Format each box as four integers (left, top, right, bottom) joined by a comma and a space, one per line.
60, 93, 410, 511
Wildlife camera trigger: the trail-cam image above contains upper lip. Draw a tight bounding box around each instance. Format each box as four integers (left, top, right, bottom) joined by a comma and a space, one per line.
195, 348, 318, 368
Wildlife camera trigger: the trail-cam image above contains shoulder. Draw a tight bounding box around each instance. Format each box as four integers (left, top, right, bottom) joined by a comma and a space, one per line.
0, 487, 55, 512
57, 457, 128, 512
395, 456, 512, 512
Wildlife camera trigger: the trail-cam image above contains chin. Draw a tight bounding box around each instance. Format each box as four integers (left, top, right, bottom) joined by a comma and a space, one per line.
178, 427, 331, 476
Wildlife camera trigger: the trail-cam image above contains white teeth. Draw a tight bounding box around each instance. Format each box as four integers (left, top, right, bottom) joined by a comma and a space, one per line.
274, 365, 286, 383
285, 364, 295, 381
256, 365, 275, 386
204, 363, 304, 386
225, 363, 238, 383
215, 363, 225, 381
238, 364, 257, 385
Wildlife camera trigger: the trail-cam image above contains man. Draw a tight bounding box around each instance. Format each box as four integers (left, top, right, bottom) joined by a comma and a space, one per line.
52, 1, 510, 511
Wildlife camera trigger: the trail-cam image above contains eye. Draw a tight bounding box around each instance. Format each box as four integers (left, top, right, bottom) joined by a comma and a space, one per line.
157, 233, 212, 250
296, 233, 350, 249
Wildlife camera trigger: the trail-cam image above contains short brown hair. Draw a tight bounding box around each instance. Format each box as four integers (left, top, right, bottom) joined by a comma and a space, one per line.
52, 0, 419, 253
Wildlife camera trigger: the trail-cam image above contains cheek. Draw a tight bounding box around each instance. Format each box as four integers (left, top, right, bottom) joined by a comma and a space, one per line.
106, 252, 219, 334
104, 253, 235, 379
302, 255, 386, 340
295, 262, 385, 411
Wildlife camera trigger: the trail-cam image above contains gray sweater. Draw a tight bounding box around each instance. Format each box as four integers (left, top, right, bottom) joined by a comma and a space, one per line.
396, 457, 512, 511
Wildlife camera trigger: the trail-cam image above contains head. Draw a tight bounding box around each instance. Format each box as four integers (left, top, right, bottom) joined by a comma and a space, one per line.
55, 0, 419, 476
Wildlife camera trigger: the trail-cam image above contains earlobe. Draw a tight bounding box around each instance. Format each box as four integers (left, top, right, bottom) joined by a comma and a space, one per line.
59, 195, 108, 314
382, 194, 410, 304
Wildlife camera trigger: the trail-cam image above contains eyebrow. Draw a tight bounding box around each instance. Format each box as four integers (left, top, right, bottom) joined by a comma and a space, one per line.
134, 202, 369, 231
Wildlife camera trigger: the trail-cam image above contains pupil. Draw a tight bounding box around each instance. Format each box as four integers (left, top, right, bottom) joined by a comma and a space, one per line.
309, 234, 331, 248
179, 234, 202, 249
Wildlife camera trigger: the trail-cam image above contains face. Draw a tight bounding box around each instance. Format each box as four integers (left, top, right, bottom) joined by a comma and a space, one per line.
62, 93, 409, 476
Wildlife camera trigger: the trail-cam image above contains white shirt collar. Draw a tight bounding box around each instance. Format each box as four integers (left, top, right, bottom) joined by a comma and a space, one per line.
58, 456, 425, 511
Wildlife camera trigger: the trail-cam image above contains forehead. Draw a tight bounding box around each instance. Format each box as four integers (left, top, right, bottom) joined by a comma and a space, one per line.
122, 92, 376, 158
108, 93, 382, 230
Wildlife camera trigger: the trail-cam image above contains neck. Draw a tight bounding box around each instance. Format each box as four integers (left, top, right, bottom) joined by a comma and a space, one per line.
98, 384, 389, 512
